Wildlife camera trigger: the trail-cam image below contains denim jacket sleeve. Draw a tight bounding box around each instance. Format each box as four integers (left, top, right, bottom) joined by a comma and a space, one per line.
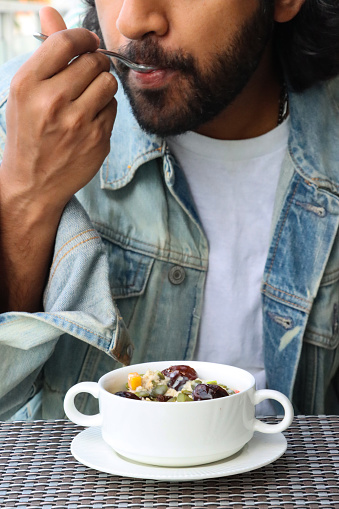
0, 196, 133, 419
0, 56, 133, 420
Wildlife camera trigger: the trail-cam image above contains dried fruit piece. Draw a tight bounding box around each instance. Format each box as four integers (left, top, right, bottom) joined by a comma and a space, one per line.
162, 365, 198, 390
192, 384, 229, 401
155, 395, 172, 402
161, 365, 198, 380
115, 391, 141, 400
128, 372, 142, 391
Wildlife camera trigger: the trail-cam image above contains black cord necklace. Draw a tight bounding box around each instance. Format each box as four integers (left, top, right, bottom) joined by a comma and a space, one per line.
278, 82, 289, 125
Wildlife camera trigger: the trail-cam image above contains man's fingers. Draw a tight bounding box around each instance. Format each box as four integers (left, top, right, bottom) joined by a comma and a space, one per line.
74, 71, 118, 121
95, 97, 118, 135
52, 52, 112, 101
39, 6, 67, 35
24, 28, 100, 81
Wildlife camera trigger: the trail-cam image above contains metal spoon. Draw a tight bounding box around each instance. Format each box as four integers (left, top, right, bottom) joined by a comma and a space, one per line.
33, 32, 157, 73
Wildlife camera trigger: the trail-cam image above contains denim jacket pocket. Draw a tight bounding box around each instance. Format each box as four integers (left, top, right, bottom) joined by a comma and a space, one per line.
102, 238, 154, 299
99, 237, 155, 329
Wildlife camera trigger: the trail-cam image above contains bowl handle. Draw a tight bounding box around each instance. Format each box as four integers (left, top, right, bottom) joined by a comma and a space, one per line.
64, 382, 102, 427
252, 389, 294, 433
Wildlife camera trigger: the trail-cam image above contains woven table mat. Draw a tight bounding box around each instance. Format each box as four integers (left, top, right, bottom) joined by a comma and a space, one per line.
0, 416, 338, 508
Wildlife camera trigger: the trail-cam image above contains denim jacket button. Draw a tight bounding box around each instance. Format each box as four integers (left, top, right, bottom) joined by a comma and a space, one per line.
168, 265, 186, 285
126, 345, 134, 359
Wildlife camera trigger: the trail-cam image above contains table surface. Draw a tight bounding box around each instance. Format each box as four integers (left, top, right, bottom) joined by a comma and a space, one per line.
0, 416, 338, 509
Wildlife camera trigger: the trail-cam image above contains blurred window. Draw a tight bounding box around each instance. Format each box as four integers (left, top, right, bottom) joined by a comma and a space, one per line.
0, 0, 84, 64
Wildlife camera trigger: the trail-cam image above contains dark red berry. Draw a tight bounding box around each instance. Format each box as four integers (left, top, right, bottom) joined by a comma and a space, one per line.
114, 391, 141, 400
192, 384, 229, 401
155, 395, 172, 402
162, 365, 198, 379
161, 365, 198, 389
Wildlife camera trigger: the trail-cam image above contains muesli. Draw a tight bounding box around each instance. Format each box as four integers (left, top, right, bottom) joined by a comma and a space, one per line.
114, 364, 239, 401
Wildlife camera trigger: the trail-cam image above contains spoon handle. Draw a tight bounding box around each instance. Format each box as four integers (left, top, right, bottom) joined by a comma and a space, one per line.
33, 33, 156, 73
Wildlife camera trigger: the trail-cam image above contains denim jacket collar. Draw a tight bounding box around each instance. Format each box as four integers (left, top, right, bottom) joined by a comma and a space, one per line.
102, 77, 339, 195
288, 77, 339, 194
100, 84, 166, 191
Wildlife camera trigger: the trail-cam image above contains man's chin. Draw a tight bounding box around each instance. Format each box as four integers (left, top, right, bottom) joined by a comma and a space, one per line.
119, 79, 201, 137
126, 98, 197, 138
132, 111, 200, 138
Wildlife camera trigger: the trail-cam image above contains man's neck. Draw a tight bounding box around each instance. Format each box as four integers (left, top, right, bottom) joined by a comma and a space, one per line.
195, 47, 282, 141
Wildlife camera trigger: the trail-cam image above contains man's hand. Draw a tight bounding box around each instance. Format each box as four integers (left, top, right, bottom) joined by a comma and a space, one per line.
1, 6, 117, 209
0, 7, 118, 312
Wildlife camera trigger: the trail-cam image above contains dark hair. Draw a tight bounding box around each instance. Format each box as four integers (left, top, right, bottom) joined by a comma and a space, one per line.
82, 0, 339, 92
275, 0, 339, 91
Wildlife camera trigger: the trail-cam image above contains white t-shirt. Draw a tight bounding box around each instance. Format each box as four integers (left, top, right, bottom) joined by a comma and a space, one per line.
167, 119, 290, 415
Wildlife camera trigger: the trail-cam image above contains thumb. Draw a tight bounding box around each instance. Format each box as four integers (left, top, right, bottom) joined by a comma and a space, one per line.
40, 6, 67, 36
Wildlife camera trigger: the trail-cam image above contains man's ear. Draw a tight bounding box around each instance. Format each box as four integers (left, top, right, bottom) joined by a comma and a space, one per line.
274, 0, 306, 23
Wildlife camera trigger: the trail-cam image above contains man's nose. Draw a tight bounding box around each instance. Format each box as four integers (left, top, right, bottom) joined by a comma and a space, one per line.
116, 0, 168, 40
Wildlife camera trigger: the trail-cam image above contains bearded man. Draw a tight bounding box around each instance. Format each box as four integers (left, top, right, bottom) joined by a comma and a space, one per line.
0, 0, 338, 420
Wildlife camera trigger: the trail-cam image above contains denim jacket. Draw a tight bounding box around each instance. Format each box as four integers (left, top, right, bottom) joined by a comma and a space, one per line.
0, 54, 338, 420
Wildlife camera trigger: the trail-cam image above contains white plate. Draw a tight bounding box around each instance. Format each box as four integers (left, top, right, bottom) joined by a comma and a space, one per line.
71, 427, 287, 481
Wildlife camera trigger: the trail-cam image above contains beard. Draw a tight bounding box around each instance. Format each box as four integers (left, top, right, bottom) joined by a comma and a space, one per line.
85, 2, 275, 137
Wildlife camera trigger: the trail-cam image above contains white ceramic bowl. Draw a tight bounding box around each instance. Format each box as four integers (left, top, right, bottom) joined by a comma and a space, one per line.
64, 360, 294, 467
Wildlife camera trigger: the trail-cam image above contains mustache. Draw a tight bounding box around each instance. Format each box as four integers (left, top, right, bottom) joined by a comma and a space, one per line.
114, 40, 196, 74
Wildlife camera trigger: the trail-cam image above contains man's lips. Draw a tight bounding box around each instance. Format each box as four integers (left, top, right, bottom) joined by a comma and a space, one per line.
129, 68, 178, 88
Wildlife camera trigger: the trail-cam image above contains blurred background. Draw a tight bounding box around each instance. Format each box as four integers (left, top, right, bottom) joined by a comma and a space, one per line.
0, 0, 86, 64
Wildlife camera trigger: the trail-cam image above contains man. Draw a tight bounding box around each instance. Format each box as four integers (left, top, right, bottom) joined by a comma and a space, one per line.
0, 1, 338, 420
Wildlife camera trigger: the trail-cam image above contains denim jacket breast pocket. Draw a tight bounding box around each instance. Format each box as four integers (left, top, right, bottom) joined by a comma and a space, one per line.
100, 235, 155, 327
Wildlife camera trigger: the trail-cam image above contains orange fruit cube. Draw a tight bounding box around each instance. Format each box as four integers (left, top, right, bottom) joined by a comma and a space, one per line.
128, 372, 142, 391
